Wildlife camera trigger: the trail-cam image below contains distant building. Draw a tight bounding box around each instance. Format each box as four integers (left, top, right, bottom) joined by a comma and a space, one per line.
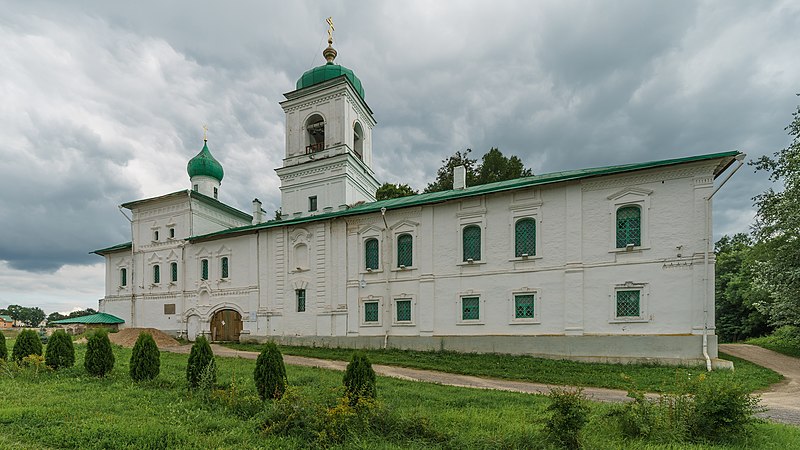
0, 315, 13, 329
93, 32, 742, 367
50, 312, 125, 333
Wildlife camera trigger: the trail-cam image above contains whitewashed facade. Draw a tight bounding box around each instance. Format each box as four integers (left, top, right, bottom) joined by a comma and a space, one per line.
96, 41, 742, 366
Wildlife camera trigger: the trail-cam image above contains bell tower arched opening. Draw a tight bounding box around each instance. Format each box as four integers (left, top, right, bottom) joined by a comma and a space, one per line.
305, 114, 325, 154
353, 121, 364, 160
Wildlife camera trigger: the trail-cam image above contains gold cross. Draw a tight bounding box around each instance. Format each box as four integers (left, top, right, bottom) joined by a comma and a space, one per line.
326, 17, 335, 43
202, 124, 208, 141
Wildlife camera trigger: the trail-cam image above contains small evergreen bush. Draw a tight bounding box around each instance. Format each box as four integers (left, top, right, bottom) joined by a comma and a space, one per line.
186, 335, 216, 389
84, 329, 115, 376
44, 329, 75, 369
129, 332, 160, 381
254, 342, 287, 400
0, 332, 7, 361
12, 329, 43, 362
343, 352, 376, 405
546, 387, 589, 449
688, 378, 762, 442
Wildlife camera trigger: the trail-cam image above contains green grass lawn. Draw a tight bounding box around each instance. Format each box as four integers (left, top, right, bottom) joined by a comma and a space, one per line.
746, 326, 800, 358
222, 343, 782, 394
0, 344, 796, 449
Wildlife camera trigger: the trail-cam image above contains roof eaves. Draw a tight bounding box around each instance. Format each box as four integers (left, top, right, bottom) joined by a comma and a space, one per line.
92, 242, 132, 256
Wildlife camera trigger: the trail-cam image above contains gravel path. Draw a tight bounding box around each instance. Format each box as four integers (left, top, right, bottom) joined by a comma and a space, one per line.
165, 343, 800, 425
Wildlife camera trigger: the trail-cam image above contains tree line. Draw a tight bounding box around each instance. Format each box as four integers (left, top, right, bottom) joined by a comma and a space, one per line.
0, 305, 96, 328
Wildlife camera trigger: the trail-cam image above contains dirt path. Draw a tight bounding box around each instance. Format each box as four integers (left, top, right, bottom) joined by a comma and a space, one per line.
165, 344, 800, 425
720, 343, 800, 425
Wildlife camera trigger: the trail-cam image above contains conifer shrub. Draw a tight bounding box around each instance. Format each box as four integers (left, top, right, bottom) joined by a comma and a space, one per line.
546, 387, 589, 449
44, 329, 75, 369
84, 329, 115, 377
254, 342, 287, 400
0, 332, 7, 361
11, 329, 43, 362
129, 332, 160, 381
343, 352, 376, 405
186, 335, 216, 389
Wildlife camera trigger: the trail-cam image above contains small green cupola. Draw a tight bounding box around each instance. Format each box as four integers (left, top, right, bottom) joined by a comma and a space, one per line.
187, 139, 224, 182
295, 21, 365, 99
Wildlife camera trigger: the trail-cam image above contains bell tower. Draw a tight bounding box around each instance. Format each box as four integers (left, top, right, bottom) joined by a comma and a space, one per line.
275, 19, 380, 218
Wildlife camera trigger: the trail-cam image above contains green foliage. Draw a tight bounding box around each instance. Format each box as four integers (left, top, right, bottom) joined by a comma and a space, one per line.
253, 342, 287, 400
3, 304, 46, 327
129, 332, 160, 381
750, 98, 800, 328
186, 335, 216, 389
614, 390, 692, 442
12, 329, 43, 362
0, 331, 6, 361
688, 377, 764, 442
746, 325, 800, 357
84, 329, 115, 377
375, 182, 417, 200
715, 233, 772, 342
424, 147, 532, 193
343, 352, 376, 405
546, 387, 589, 449
46, 312, 67, 324
424, 148, 479, 193
44, 329, 75, 369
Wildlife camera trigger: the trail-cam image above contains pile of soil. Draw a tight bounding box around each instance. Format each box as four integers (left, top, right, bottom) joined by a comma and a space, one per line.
108, 328, 181, 348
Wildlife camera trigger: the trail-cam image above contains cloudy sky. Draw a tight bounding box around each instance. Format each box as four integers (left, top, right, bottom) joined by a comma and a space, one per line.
1, 0, 798, 314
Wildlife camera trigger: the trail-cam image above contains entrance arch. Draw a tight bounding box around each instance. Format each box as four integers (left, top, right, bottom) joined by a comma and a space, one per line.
210, 309, 242, 341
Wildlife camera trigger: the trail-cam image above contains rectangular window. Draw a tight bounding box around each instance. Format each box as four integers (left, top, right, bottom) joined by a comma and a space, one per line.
296, 289, 306, 312
213, 187, 218, 199
153, 230, 159, 241
201, 259, 209, 280
364, 301, 379, 323
514, 294, 535, 319
170, 262, 178, 282
462, 225, 481, 261
616, 290, 640, 317
153, 265, 160, 284
396, 299, 411, 322
221, 257, 229, 279
309, 196, 318, 212
515, 219, 536, 257
193, 184, 199, 191
397, 234, 413, 267
461, 296, 480, 321
120, 268, 127, 287
164, 304, 176, 315
169, 228, 175, 238
365, 238, 379, 270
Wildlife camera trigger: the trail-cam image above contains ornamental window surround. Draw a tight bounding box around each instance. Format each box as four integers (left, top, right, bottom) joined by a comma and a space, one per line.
360, 296, 382, 326
393, 297, 414, 325
607, 187, 652, 252
610, 282, 649, 323
461, 296, 480, 321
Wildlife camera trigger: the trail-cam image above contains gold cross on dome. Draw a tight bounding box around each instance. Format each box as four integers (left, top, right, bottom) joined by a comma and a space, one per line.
202, 124, 208, 141
326, 17, 335, 43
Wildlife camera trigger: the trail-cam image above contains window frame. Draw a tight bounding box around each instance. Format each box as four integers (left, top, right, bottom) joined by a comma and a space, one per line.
360, 297, 382, 327
170, 261, 178, 283
514, 218, 537, 258
119, 267, 127, 288
461, 224, 482, 263
456, 293, 484, 325
396, 233, 413, 268
609, 282, 649, 323
221, 256, 230, 279
607, 188, 652, 253
308, 195, 318, 212
392, 297, 414, 325
509, 289, 540, 324
296, 289, 306, 312
152, 264, 161, 285
200, 258, 209, 281
389, 220, 419, 272
364, 237, 380, 272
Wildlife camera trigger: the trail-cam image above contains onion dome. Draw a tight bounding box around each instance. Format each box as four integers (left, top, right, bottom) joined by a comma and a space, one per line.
296, 32, 365, 99
187, 140, 224, 182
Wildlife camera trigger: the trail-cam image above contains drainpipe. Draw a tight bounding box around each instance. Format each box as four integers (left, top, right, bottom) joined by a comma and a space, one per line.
381, 207, 391, 349
118, 206, 136, 328
703, 153, 745, 371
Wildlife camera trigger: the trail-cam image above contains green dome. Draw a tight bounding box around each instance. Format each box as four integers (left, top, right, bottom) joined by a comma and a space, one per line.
187, 140, 224, 182
296, 62, 365, 99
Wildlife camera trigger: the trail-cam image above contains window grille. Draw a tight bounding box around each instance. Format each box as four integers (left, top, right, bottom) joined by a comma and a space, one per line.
153, 265, 160, 284
397, 234, 413, 267
396, 299, 411, 322
364, 302, 379, 322
221, 257, 229, 279
515, 219, 536, 257
462, 225, 481, 261
462, 296, 480, 320
616, 206, 641, 248
201, 259, 209, 280
171, 262, 178, 282
514, 294, 535, 319
365, 238, 379, 270
296, 289, 306, 312
616, 290, 640, 317
120, 268, 127, 287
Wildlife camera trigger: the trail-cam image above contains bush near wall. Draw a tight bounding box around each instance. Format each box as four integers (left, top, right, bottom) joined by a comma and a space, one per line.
84, 330, 115, 377
129, 332, 160, 381
254, 342, 287, 400
186, 336, 216, 389
45, 329, 75, 369
12, 329, 43, 362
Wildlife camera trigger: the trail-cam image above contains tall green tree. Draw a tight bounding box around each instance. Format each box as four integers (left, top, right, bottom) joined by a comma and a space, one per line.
751, 98, 800, 328
4, 305, 46, 327
423, 149, 479, 193
714, 234, 772, 342
47, 312, 67, 324
424, 148, 532, 193
376, 183, 417, 200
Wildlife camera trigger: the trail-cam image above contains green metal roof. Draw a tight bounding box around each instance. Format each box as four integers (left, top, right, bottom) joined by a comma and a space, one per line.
119, 190, 252, 221
0, 315, 13, 322
92, 241, 132, 255
296, 63, 365, 99
187, 140, 224, 182
189, 150, 741, 243
51, 313, 124, 325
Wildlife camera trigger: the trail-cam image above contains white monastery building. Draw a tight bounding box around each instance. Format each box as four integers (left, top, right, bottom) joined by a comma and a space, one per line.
94, 32, 744, 367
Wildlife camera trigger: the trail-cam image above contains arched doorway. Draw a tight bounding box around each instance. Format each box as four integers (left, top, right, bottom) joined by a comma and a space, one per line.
210, 309, 242, 341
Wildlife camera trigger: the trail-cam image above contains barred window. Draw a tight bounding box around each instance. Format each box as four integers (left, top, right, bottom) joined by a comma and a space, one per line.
616, 206, 641, 248
514, 294, 535, 319
170, 262, 178, 282
515, 219, 536, 257
616, 290, 640, 317
296, 289, 306, 312
365, 238, 379, 270
153, 265, 160, 284
221, 257, 229, 279
364, 302, 379, 323
201, 259, 209, 280
462, 296, 480, 321
396, 299, 411, 322
397, 233, 413, 267
462, 225, 481, 261
120, 268, 127, 287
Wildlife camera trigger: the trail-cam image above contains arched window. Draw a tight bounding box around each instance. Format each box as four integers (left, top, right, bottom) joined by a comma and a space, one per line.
120, 268, 127, 287
515, 218, 536, 257
463, 225, 481, 261
365, 238, 379, 270
170, 262, 178, 282
221, 257, 229, 279
201, 259, 209, 280
305, 114, 325, 153
153, 265, 160, 284
616, 206, 641, 248
353, 122, 364, 160
397, 234, 413, 268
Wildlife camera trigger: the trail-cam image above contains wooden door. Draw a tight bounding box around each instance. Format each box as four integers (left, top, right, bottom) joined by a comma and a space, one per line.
210, 309, 242, 341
